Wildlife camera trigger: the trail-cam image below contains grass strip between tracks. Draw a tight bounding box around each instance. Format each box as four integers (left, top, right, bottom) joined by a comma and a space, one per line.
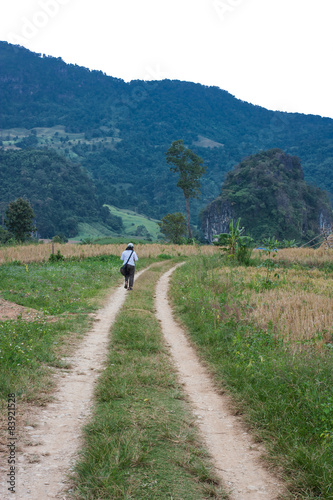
71, 260, 226, 499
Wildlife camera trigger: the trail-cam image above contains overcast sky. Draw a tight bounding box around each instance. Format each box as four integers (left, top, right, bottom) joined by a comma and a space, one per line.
1, 0, 333, 119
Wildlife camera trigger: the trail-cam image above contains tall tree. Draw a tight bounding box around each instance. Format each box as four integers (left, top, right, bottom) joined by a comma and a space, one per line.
4, 198, 36, 242
165, 140, 206, 238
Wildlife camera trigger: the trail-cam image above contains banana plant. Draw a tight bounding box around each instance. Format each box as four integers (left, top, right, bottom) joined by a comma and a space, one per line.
214, 218, 253, 263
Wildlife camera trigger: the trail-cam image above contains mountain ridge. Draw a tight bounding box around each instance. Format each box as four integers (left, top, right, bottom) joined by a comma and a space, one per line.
1, 41, 333, 237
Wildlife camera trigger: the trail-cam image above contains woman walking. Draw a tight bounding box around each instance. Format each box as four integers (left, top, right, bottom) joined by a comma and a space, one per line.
120, 243, 138, 290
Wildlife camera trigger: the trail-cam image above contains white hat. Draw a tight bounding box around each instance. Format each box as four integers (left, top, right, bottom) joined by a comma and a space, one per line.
128, 242, 134, 248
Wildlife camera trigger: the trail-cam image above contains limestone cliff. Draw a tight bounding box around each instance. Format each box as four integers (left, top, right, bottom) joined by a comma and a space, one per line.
201, 199, 234, 243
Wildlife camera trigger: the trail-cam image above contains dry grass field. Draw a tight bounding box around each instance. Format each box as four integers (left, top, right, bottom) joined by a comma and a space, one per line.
1, 242, 332, 265
220, 264, 333, 347
263, 246, 333, 265
251, 247, 333, 347
0, 242, 219, 264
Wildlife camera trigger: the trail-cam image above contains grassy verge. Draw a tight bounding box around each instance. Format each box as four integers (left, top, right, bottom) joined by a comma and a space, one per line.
71, 260, 226, 499
170, 255, 333, 499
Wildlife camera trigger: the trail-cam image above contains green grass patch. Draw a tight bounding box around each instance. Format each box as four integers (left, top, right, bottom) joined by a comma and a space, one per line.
0, 315, 87, 403
71, 261, 225, 499
0, 254, 123, 315
170, 255, 333, 499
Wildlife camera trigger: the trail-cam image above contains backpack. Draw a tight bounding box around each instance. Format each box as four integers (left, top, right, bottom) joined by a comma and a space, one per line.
120, 250, 133, 276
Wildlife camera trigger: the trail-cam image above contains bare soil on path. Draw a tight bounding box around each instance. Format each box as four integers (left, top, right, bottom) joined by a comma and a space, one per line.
155, 265, 287, 500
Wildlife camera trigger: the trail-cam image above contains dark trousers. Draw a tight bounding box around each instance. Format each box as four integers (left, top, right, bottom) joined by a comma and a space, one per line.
125, 264, 135, 288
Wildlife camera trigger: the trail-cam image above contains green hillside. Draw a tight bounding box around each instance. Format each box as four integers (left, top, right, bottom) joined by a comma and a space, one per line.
1, 41, 333, 238
104, 205, 162, 240
0, 148, 107, 237
0, 125, 119, 162
74, 206, 162, 242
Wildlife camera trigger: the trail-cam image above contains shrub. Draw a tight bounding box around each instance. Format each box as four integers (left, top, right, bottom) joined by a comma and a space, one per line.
49, 250, 65, 262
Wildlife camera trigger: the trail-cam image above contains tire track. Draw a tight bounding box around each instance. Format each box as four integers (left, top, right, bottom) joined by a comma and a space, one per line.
155, 265, 286, 500
0, 271, 146, 500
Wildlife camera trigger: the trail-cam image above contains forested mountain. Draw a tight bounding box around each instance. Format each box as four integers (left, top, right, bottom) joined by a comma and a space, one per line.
1, 41, 333, 237
201, 149, 333, 243
0, 149, 118, 237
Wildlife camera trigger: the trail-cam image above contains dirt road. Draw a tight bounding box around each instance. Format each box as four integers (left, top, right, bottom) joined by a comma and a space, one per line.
1, 265, 285, 499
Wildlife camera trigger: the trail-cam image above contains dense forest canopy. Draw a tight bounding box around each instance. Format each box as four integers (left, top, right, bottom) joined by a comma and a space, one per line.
1, 41, 333, 237
0, 149, 116, 237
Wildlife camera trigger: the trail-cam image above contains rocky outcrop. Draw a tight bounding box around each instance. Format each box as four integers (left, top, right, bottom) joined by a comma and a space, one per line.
201, 199, 234, 243
319, 210, 332, 232
201, 149, 333, 243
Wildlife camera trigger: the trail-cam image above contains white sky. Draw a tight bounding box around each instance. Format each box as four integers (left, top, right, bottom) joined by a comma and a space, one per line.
1, 0, 333, 119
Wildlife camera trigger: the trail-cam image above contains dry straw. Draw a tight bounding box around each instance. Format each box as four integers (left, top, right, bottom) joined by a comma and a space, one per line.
257, 246, 333, 266
220, 261, 333, 347
0, 242, 218, 264
252, 288, 333, 346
